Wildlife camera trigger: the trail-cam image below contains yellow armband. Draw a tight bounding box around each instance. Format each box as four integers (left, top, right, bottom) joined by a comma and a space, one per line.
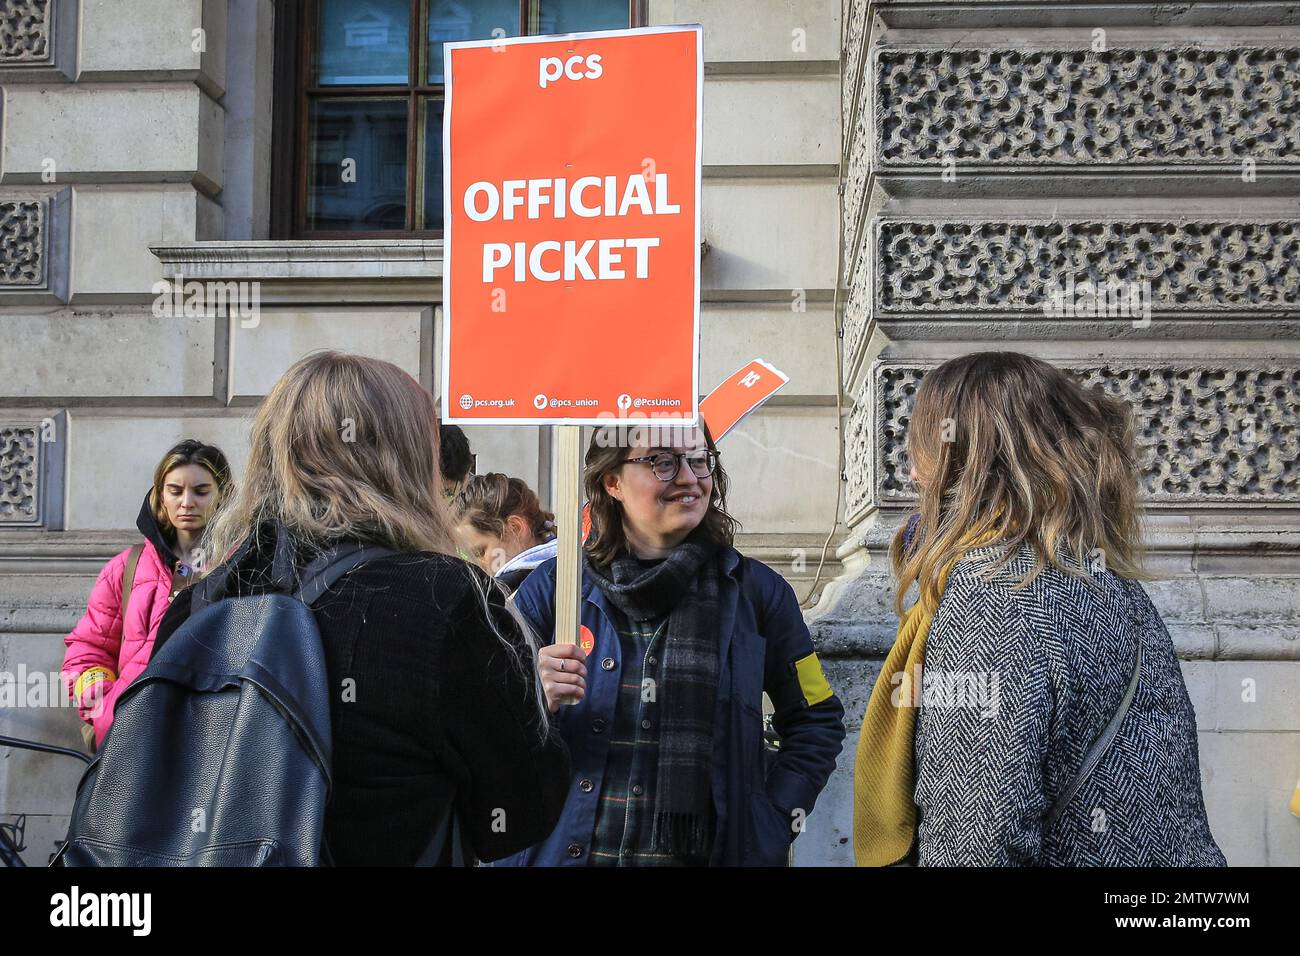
793, 652, 834, 707
73, 666, 115, 700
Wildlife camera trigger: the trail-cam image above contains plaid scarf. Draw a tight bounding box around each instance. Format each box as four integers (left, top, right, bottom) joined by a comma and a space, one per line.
582, 526, 721, 861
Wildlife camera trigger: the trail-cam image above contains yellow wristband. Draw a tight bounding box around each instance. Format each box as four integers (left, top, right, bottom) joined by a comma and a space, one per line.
73, 666, 115, 700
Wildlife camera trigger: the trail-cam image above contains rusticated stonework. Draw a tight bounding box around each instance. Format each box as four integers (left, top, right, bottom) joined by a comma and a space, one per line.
874, 365, 924, 506
843, 104, 874, 286
842, 0, 870, 134
844, 377, 875, 522
874, 362, 1300, 505
0, 425, 40, 525
842, 240, 872, 383
0, 200, 45, 286
0, 0, 50, 63
876, 219, 1300, 315
877, 46, 1300, 166
841, 0, 873, 284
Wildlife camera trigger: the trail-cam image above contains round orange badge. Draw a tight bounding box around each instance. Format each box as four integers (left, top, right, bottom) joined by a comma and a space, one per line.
579, 625, 595, 654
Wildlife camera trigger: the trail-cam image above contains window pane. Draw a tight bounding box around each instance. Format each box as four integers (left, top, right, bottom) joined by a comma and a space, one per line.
315, 0, 411, 86
536, 0, 629, 34
426, 0, 521, 84
419, 98, 445, 230
307, 99, 408, 232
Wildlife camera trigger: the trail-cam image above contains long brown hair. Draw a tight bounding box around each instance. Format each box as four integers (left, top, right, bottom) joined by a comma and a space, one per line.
892, 351, 1144, 615
200, 351, 548, 722
583, 419, 738, 566
151, 439, 232, 537
203, 351, 460, 564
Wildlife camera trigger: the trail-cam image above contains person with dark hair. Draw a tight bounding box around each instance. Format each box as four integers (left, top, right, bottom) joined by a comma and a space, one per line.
498, 420, 846, 866
854, 351, 1225, 866
439, 423, 474, 501
62, 439, 232, 748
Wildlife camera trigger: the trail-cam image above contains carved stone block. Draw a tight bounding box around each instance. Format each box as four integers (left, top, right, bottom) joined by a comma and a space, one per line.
0, 424, 41, 526
0, 189, 71, 302
845, 377, 875, 522
0, 415, 66, 529
875, 218, 1300, 317
876, 46, 1300, 169
0, 199, 45, 287
0, 0, 50, 63
0, 0, 76, 80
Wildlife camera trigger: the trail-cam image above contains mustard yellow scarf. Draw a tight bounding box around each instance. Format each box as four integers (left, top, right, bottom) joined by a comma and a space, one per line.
853, 546, 978, 866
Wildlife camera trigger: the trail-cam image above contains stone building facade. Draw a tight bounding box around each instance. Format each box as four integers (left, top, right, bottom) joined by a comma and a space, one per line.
0, 0, 844, 861
1, 0, 1296, 866
803, 0, 1300, 866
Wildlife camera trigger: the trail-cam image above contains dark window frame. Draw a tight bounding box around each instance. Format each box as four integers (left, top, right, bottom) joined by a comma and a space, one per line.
271, 0, 648, 240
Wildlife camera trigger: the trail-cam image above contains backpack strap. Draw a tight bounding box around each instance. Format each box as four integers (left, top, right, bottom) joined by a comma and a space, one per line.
1045, 636, 1142, 830
190, 539, 395, 612
293, 544, 396, 606
119, 543, 146, 623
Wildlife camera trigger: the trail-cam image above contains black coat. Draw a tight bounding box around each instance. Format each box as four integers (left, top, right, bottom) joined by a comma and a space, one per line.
156, 539, 570, 865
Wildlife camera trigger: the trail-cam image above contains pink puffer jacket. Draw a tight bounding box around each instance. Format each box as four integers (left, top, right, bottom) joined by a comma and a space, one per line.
62, 493, 184, 747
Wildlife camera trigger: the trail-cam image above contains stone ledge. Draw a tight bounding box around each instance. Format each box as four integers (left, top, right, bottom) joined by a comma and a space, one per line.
843, 511, 1300, 554
808, 559, 1300, 663
151, 240, 446, 282
0, 530, 847, 623
813, 512, 1300, 663
704, 60, 840, 75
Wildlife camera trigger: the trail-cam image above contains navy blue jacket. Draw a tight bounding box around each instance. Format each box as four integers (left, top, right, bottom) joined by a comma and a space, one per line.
499, 546, 846, 866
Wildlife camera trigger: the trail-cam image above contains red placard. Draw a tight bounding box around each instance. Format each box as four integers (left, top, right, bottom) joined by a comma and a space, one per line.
442, 25, 703, 424
699, 358, 789, 441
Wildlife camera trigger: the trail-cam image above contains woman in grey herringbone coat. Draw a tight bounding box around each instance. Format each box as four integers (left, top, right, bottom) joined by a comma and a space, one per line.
854, 351, 1226, 867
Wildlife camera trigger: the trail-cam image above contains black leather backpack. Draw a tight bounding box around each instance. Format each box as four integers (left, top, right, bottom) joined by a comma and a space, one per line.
52, 531, 467, 867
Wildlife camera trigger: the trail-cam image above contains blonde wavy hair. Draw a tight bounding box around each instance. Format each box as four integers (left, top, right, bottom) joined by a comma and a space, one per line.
892, 351, 1145, 615
201, 351, 546, 719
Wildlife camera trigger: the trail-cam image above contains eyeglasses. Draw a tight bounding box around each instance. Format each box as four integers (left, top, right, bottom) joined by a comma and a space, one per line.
622, 451, 719, 482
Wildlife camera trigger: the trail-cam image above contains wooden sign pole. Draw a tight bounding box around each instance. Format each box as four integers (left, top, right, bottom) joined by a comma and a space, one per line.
553, 426, 584, 666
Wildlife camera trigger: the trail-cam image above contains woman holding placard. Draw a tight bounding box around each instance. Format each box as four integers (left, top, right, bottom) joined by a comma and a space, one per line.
501, 421, 846, 866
